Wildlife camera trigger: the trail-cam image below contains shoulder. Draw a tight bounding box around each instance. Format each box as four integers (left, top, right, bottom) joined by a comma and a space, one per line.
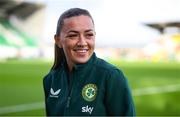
94, 57, 124, 75
43, 68, 61, 86
93, 57, 126, 83
94, 57, 116, 70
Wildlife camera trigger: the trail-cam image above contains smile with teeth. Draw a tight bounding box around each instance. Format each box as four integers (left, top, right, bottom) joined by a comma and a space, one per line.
74, 49, 88, 53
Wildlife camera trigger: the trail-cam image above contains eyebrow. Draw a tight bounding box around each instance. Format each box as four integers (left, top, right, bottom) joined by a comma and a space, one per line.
67, 29, 93, 33
85, 29, 93, 33
67, 30, 78, 33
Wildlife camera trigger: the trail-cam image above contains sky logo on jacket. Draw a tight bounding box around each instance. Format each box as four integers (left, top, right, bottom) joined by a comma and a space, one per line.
50, 88, 61, 98
82, 105, 94, 114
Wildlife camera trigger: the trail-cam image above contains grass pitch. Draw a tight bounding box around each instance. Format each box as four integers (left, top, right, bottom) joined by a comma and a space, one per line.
0, 59, 180, 116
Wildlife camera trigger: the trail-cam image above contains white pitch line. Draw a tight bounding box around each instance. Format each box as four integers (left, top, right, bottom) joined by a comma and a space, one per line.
133, 84, 180, 96
1, 84, 180, 114
0, 102, 44, 115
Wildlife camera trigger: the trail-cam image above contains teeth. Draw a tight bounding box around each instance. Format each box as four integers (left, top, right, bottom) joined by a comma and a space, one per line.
75, 49, 87, 53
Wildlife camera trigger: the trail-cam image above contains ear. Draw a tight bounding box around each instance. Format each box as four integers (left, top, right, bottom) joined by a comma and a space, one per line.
54, 35, 62, 48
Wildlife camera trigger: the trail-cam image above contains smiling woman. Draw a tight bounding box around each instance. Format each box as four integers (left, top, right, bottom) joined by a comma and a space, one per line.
43, 8, 135, 116
54, 15, 95, 71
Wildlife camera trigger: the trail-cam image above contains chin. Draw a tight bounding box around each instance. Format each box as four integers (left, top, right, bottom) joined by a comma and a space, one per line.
74, 57, 89, 64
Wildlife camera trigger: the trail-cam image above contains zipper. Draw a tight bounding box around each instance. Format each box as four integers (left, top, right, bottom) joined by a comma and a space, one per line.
66, 71, 75, 108
66, 96, 71, 108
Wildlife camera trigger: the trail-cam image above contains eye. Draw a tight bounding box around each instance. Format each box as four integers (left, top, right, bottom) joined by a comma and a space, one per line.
66, 34, 78, 38
85, 33, 94, 38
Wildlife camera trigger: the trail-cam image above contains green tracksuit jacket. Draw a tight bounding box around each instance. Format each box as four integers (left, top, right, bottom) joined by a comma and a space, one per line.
43, 53, 135, 116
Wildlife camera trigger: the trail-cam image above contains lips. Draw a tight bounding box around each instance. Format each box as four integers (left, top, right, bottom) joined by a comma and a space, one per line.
73, 49, 88, 53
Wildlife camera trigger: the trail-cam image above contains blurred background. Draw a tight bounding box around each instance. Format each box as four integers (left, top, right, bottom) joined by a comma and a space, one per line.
0, 0, 180, 116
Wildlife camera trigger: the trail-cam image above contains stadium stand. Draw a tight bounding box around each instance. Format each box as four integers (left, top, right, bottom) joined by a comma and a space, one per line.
0, 0, 45, 58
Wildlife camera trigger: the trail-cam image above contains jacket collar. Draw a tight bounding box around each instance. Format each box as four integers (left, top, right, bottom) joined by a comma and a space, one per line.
73, 52, 96, 71
62, 52, 96, 73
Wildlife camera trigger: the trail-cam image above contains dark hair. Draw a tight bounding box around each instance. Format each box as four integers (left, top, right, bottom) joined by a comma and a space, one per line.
51, 8, 94, 70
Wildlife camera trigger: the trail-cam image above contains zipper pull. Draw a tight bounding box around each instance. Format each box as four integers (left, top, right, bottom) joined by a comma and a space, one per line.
66, 97, 71, 108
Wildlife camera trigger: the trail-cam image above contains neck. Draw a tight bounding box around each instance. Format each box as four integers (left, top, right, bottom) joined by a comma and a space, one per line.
67, 60, 74, 72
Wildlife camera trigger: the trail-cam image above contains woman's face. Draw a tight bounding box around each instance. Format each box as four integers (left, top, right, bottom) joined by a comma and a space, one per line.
56, 15, 95, 67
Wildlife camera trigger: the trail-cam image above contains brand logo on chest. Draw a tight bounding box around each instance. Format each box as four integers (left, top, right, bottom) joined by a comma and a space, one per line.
82, 84, 98, 102
50, 88, 61, 98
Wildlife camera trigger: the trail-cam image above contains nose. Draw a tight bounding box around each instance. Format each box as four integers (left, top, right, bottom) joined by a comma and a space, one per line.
77, 35, 87, 46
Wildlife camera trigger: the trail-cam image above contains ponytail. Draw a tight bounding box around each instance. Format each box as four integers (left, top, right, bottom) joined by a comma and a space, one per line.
51, 45, 65, 70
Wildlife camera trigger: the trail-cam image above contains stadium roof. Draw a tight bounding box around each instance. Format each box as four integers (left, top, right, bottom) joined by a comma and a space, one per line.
145, 22, 180, 34
0, 0, 44, 47
0, 0, 44, 19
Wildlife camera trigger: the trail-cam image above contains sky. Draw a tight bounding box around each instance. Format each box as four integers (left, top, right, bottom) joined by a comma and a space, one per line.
27, 0, 180, 48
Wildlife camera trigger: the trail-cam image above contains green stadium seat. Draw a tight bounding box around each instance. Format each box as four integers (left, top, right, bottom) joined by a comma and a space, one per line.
0, 19, 38, 48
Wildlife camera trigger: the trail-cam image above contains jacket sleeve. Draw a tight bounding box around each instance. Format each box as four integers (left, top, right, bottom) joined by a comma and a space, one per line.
43, 73, 51, 116
105, 69, 135, 116
43, 74, 50, 98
